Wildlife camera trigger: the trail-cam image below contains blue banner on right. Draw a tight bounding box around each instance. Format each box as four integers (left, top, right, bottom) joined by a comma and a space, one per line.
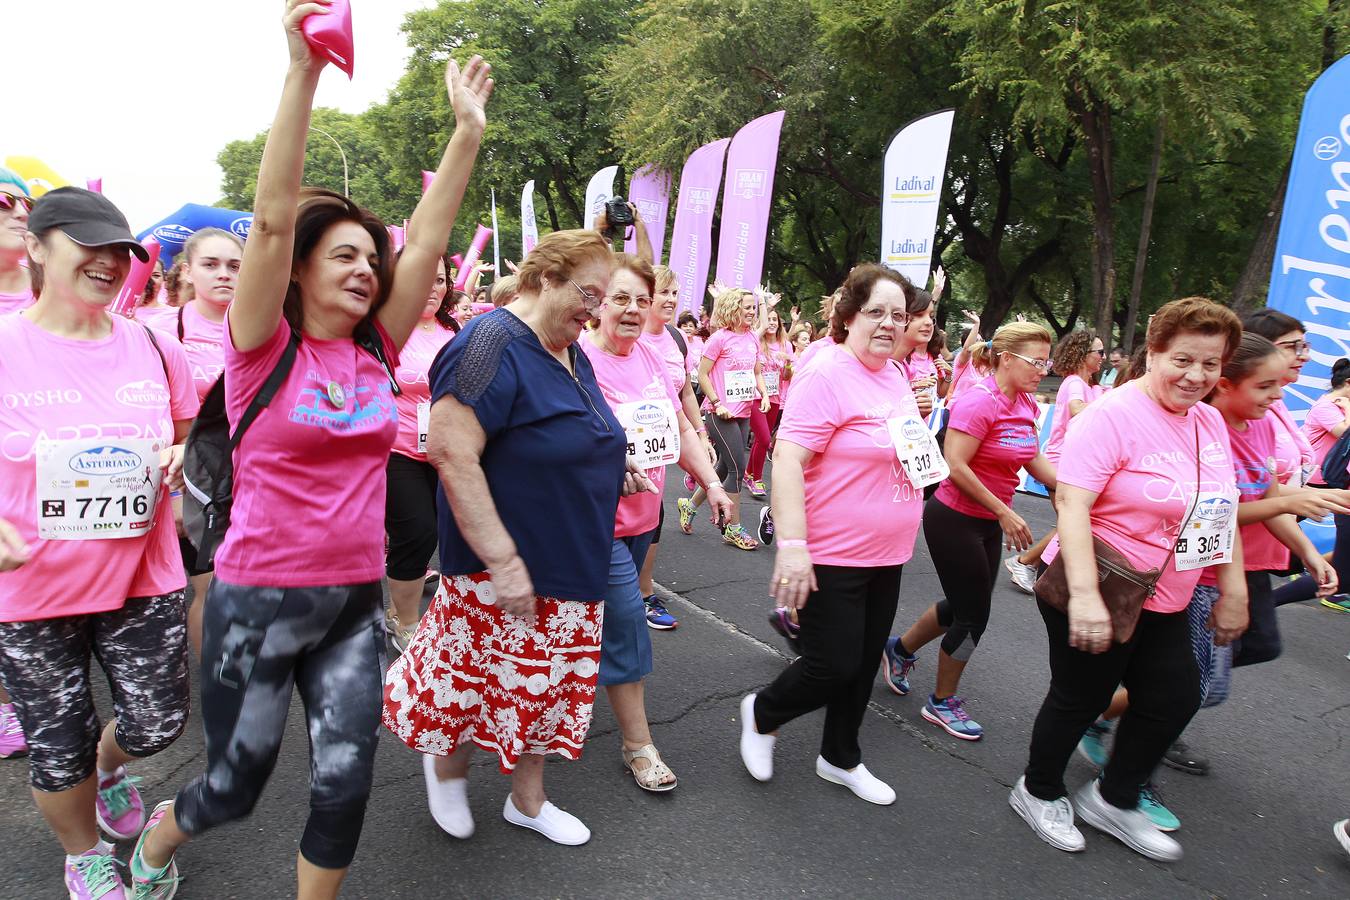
1267, 54, 1350, 422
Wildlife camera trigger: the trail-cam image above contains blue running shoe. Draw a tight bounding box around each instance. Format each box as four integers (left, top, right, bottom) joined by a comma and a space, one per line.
882, 637, 917, 696
644, 595, 678, 630
921, 694, 983, 740
1139, 781, 1180, 832
1076, 719, 1112, 769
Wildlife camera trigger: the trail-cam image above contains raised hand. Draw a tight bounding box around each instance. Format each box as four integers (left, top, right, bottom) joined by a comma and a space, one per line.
445, 55, 494, 133
283, 0, 331, 73
931, 266, 947, 302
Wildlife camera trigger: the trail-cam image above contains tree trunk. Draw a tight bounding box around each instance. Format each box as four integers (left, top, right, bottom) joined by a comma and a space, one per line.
1071, 88, 1118, 342
1123, 115, 1166, 353
1230, 163, 1289, 313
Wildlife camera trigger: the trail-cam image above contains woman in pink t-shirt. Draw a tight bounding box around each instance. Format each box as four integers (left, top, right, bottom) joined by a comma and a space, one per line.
1012, 298, 1248, 863
883, 322, 1057, 741
739, 264, 924, 805
0, 187, 199, 898
1301, 362, 1350, 483
746, 304, 792, 498
582, 255, 729, 794
382, 256, 456, 651
677, 288, 768, 549
1242, 309, 1316, 490
0, 168, 34, 316
133, 18, 493, 894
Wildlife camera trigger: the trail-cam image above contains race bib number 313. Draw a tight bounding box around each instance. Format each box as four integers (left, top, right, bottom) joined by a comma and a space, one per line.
885, 415, 949, 490
35, 438, 165, 540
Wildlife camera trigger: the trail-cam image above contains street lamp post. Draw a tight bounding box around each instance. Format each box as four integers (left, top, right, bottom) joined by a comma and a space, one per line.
308, 126, 349, 197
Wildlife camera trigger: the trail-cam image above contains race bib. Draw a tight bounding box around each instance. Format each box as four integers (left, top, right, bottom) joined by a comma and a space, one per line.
617, 399, 680, 469
763, 371, 781, 398
724, 369, 755, 403
417, 401, 430, 454
1174, 489, 1238, 572
886, 415, 949, 490
35, 437, 165, 540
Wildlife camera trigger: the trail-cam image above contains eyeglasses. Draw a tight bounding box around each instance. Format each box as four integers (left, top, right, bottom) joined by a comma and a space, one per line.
567, 278, 603, 311
1002, 350, 1051, 372
1275, 338, 1312, 358
1087, 348, 1104, 356
605, 292, 653, 310
858, 306, 910, 326
0, 192, 34, 215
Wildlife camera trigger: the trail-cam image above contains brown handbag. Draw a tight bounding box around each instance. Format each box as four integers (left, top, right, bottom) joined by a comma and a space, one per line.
1033, 418, 1201, 644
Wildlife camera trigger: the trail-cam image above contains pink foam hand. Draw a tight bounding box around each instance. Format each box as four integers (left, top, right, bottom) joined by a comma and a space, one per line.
86, 178, 102, 194
422, 170, 435, 194
387, 225, 406, 252
302, 0, 355, 79
110, 237, 162, 317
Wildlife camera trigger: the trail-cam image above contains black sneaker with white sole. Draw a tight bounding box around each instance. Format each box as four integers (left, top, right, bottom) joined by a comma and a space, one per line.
757, 506, 775, 546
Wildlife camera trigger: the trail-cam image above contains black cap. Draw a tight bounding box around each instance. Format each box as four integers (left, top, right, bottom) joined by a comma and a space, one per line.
28, 187, 150, 263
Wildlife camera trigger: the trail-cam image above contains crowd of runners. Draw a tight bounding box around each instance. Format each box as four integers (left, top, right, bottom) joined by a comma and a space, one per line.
1, 3, 1348, 898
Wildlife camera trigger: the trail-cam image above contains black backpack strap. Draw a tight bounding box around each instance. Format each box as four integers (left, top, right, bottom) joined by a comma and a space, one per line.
227, 329, 300, 449
665, 323, 687, 360
177, 305, 185, 342
356, 319, 402, 396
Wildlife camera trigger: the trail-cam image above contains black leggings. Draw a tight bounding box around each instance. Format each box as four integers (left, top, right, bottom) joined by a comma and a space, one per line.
175, 579, 386, 869
925, 497, 1002, 661
705, 412, 749, 493
384, 453, 439, 581
1023, 598, 1201, 809
0, 593, 190, 791
1273, 510, 1350, 606
754, 564, 902, 769
1233, 570, 1280, 668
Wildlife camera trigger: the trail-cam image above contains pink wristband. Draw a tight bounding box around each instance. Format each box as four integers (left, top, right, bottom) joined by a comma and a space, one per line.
778, 539, 807, 549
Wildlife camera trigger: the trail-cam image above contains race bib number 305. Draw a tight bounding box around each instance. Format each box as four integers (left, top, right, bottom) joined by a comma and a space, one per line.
35, 438, 164, 540
723, 369, 756, 403
617, 399, 680, 469
1174, 489, 1238, 572
885, 415, 949, 490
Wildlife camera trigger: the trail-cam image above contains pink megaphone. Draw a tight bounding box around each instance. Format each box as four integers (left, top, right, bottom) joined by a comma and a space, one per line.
422, 170, 435, 194
386, 224, 406, 252
302, 0, 355, 79
453, 225, 494, 291
110, 237, 162, 317
86, 178, 103, 194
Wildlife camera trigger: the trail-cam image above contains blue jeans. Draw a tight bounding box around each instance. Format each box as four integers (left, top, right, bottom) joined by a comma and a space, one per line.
598, 533, 656, 687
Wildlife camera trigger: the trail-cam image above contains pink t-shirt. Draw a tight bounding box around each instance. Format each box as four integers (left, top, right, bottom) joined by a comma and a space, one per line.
391, 322, 455, 461
795, 335, 836, 375
935, 375, 1041, 520
684, 335, 704, 378
0, 287, 34, 316
581, 333, 682, 538
640, 326, 688, 399
0, 313, 199, 621
1042, 382, 1237, 614
1202, 414, 1280, 580
700, 327, 760, 418
177, 304, 226, 402
1267, 400, 1313, 487
759, 338, 792, 403
945, 355, 983, 406
214, 316, 400, 587
776, 343, 924, 566
1302, 393, 1346, 484
1044, 374, 1103, 464
134, 304, 179, 336
903, 351, 938, 384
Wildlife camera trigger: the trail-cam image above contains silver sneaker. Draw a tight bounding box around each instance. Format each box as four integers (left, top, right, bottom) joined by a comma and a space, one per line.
1004, 556, 1037, 594
1073, 779, 1183, 862
1009, 776, 1085, 852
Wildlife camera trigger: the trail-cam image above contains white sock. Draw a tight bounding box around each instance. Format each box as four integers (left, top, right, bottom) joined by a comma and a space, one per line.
96, 766, 117, 783
65, 840, 112, 865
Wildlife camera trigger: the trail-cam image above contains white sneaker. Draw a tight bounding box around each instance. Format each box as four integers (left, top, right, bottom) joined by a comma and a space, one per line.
1004, 556, 1037, 594
815, 757, 896, 805
422, 754, 473, 838
502, 795, 590, 846
1073, 779, 1182, 862
739, 693, 775, 782
1334, 819, 1350, 857
1009, 776, 1085, 852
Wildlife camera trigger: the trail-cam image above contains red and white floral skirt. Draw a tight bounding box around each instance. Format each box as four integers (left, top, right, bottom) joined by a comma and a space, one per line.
382, 572, 604, 773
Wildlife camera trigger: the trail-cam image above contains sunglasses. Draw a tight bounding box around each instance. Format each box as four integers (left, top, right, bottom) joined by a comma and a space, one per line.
0, 192, 34, 215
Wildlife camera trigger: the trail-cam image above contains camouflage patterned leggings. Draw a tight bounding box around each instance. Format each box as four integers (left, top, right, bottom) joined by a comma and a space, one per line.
0, 592, 190, 791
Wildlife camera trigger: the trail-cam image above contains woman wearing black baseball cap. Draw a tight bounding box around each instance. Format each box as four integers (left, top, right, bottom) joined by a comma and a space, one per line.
0, 185, 199, 899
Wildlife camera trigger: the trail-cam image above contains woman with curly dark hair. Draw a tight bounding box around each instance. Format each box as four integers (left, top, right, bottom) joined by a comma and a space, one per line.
1004, 331, 1105, 594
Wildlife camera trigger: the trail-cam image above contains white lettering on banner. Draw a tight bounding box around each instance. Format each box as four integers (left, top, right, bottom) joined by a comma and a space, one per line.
733, 170, 767, 199
2, 389, 84, 409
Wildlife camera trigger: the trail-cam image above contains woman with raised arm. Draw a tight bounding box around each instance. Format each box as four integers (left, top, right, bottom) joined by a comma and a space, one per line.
130, 3, 492, 896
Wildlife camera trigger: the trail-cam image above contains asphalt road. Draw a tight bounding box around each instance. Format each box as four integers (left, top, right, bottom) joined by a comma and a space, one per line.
2, 490, 1349, 898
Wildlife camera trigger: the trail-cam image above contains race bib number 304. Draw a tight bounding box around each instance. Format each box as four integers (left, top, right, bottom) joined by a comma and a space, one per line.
617, 399, 680, 468
35, 438, 165, 540
885, 415, 949, 490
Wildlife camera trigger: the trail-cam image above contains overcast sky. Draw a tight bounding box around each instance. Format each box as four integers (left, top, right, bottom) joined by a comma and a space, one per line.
4, 0, 436, 231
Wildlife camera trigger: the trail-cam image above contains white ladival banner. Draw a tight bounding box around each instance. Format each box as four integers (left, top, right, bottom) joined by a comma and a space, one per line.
880, 109, 955, 285
583, 165, 619, 230
521, 180, 539, 257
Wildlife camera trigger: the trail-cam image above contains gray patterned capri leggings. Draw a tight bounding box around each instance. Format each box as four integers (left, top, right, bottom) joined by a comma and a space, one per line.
706, 412, 750, 493
173, 579, 386, 870
0, 592, 190, 792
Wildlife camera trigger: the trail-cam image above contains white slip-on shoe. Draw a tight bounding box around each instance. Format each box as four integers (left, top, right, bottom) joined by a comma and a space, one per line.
1074, 779, 1182, 862
1334, 819, 1350, 858
1008, 776, 1086, 852
423, 754, 474, 838
815, 757, 896, 805
503, 795, 591, 846
739, 693, 775, 782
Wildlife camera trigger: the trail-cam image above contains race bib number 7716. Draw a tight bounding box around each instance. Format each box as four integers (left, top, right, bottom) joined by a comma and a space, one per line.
35, 438, 164, 540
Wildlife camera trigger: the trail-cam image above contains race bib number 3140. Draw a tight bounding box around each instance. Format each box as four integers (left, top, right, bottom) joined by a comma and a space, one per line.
35, 438, 164, 540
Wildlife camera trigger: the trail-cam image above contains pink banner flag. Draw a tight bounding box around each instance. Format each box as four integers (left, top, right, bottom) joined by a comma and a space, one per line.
110, 237, 162, 317
422, 170, 435, 194
86, 178, 103, 194
714, 110, 786, 290
623, 165, 671, 265
386, 225, 406, 252
667, 138, 731, 314
302, 0, 354, 79
453, 224, 494, 291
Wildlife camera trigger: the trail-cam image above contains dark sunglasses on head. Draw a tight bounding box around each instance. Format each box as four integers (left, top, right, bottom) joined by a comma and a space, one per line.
0, 192, 34, 214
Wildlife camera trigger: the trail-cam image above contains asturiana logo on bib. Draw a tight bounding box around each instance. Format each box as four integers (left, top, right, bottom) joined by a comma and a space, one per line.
69, 446, 142, 476
901, 419, 928, 442
1195, 496, 1234, 521
632, 404, 667, 426
116, 380, 170, 409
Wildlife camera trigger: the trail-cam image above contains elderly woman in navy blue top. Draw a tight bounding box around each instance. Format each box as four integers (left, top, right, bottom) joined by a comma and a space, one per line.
384, 229, 643, 847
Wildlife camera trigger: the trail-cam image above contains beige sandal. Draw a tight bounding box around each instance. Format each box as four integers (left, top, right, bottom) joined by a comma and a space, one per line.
622, 744, 678, 792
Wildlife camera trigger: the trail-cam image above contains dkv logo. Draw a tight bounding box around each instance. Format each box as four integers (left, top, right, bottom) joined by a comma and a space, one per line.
69, 446, 143, 476
632, 404, 667, 426
116, 380, 170, 409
